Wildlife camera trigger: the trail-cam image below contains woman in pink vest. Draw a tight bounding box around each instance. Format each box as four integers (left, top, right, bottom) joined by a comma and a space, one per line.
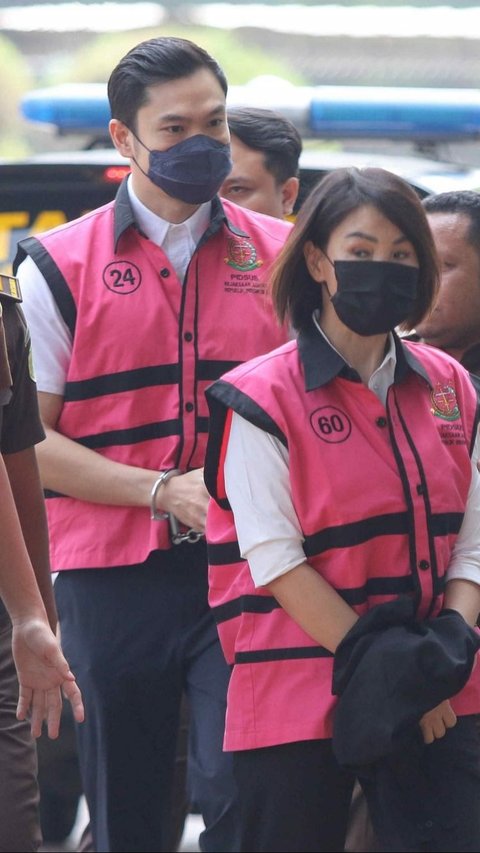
204, 166, 480, 852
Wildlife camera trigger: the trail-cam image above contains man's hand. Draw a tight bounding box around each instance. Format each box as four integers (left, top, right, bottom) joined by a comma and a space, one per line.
419, 699, 457, 744
161, 468, 209, 533
12, 617, 84, 739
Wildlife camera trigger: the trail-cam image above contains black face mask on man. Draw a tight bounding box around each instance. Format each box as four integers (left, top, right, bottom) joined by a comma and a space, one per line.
326, 259, 419, 336
130, 132, 232, 205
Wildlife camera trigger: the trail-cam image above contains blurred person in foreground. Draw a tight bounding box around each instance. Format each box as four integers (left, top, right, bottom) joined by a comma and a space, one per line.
0, 273, 84, 852
220, 106, 302, 219
14, 36, 291, 853
204, 167, 480, 852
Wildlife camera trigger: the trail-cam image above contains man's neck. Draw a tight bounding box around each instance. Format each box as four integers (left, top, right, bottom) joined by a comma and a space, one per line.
130, 174, 199, 224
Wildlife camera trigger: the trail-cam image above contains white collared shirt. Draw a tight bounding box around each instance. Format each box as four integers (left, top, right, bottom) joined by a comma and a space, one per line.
18, 178, 211, 394
127, 180, 211, 283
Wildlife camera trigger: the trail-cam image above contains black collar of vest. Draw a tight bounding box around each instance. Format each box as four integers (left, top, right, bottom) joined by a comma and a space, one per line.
113, 180, 249, 252
297, 320, 432, 392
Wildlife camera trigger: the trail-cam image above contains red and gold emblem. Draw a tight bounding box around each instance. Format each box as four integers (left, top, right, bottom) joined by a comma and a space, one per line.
430, 383, 460, 420
224, 237, 263, 271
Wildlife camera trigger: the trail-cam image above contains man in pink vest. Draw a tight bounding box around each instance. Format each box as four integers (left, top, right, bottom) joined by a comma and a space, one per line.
14, 36, 291, 853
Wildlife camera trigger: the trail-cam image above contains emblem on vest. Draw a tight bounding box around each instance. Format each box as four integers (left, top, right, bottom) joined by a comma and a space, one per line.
310, 406, 352, 443
103, 261, 142, 294
224, 237, 263, 271
430, 383, 460, 421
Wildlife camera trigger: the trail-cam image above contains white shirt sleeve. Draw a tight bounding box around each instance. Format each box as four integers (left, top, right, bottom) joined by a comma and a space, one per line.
17, 255, 72, 395
223, 411, 306, 587
446, 430, 480, 586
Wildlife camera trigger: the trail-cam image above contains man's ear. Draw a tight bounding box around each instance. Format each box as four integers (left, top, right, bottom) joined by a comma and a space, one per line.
304, 241, 327, 282
281, 176, 300, 217
109, 119, 134, 158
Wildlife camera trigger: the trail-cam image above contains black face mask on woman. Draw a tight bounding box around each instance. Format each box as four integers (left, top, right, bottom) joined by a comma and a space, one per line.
327, 260, 419, 336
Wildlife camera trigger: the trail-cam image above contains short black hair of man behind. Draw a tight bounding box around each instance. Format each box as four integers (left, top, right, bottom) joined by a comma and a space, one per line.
423, 190, 480, 257
227, 106, 302, 185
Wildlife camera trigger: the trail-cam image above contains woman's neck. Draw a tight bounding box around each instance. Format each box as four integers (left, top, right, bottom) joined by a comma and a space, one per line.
316, 311, 389, 386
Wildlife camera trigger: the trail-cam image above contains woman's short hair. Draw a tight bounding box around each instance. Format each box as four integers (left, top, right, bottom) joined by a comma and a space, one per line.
270, 166, 439, 332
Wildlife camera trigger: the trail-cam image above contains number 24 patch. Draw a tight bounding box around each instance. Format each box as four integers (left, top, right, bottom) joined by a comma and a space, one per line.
103, 261, 142, 294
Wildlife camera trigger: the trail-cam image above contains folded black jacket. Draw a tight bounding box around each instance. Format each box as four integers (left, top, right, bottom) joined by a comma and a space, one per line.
331, 596, 480, 771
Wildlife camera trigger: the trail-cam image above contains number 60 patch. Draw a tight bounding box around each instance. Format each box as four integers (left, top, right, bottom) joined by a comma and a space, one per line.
310, 406, 351, 443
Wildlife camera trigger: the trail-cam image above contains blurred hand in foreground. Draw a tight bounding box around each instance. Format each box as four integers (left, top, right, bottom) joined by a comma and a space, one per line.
13, 617, 84, 739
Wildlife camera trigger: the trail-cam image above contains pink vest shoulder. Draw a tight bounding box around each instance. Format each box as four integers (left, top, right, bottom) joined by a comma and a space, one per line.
220, 198, 293, 243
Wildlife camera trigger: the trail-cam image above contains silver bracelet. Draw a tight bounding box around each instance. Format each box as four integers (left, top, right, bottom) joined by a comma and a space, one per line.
150, 468, 181, 521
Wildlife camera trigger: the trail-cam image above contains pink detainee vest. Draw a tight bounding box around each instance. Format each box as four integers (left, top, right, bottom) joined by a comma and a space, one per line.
205, 338, 480, 750
17, 193, 290, 570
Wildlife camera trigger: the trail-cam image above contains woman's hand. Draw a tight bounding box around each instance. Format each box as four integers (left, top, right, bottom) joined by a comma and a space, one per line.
12, 617, 84, 739
419, 699, 457, 744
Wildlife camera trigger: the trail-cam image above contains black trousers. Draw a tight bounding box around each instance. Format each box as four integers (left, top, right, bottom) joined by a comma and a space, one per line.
233, 739, 356, 853
233, 718, 480, 853
360, 714, 480, 852
55, 544, 240, 853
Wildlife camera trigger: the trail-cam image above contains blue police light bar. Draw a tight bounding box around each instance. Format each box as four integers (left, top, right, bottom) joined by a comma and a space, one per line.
309, 86, 480, 140
20, 82, 480, 142
21, 84, 111, 134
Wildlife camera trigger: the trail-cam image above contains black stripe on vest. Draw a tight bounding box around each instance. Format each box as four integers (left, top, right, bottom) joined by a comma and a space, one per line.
430, 512, 463, 536
208, 540, 242, 565
207, 380, 288, 447
303, 510, 463, 558
75, 418, 181, 450
15, 237, 77, 336
212, 576, 416, 627
340, 575, 415, 606
197, 360, 242, 381
50, 415, 210, 454
64, 363, 180, 401
213, 594, 281, 624
235, 646, 333, 664
303, 512, 409, 556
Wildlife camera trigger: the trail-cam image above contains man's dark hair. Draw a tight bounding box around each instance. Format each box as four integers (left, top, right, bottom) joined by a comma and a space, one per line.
227, 106, 302, 184
422, 190, 480, 259
108, 36, 228, 131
